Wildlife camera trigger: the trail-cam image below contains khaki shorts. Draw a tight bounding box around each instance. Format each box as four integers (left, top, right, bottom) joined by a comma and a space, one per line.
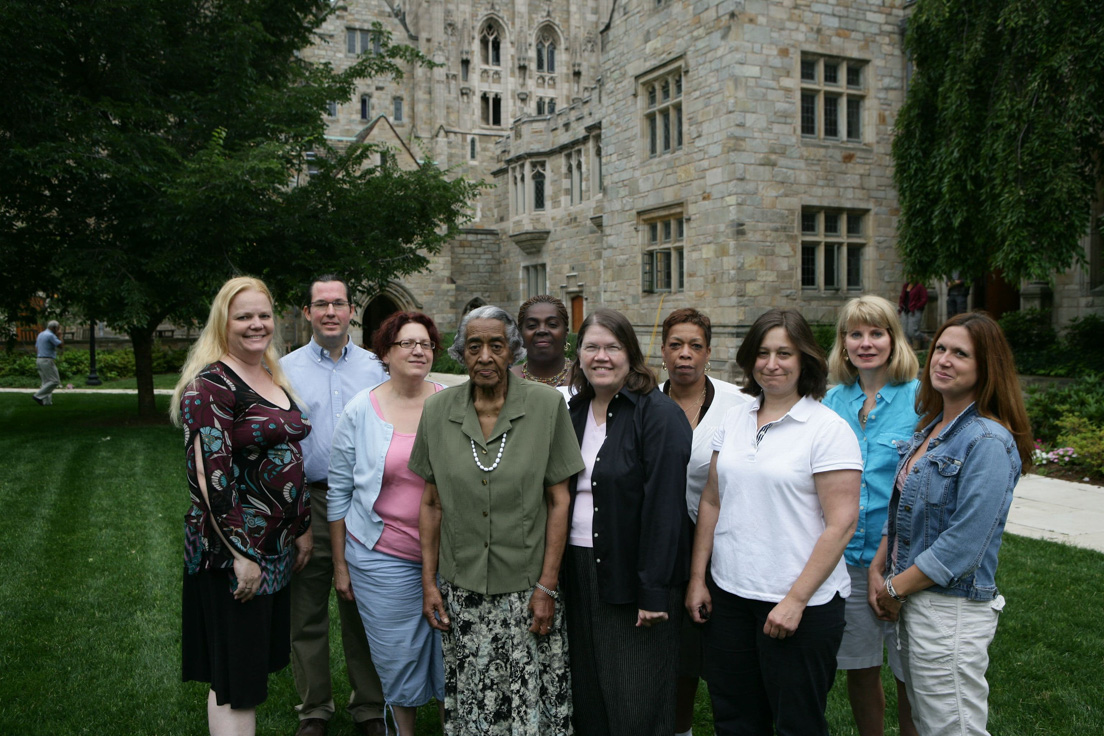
837, 564, 904, 679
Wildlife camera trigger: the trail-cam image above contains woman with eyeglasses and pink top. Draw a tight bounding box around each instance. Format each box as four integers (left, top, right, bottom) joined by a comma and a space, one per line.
328, 312, 447, 736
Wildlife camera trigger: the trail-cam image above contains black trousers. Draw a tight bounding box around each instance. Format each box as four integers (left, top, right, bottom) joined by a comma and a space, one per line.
703, 581, 844, 736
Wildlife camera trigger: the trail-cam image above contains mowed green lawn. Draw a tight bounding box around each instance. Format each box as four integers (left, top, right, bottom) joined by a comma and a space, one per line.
1, 393, 1101, 735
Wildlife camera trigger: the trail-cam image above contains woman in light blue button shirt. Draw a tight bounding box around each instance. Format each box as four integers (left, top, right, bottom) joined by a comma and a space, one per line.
823, 295, 920, 736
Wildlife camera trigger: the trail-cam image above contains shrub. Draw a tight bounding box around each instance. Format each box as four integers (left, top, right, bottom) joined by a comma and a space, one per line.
999, 309, 1104, 377
999, 308, 1058, 375
97, 350, 136, 381
56, 351, 91, 380
1025, 372, 1104, 444
1056, 414, 1104, 476
0, 351, 37, 379
0, 347, 188, 383
430, 332, 466, 375
810, 323, 836, 357
1061, 314, 1104, 374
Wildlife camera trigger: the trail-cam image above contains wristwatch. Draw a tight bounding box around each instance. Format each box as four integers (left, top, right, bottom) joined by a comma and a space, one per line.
535, 582, 559, 600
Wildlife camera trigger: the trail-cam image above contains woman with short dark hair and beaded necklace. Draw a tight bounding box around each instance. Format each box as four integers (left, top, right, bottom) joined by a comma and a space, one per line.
512, 294, 573, 387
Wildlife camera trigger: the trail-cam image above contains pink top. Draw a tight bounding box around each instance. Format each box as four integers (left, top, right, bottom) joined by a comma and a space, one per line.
368, 389, 439, 562
569, 405, 606, 548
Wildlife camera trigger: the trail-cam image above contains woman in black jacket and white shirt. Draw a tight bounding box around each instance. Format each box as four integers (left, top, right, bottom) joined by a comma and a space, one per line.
564, 308, 693, 736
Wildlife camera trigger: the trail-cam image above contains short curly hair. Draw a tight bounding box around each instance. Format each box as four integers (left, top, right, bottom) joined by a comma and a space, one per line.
661, 308, 712, 346
448, 305, 526, 365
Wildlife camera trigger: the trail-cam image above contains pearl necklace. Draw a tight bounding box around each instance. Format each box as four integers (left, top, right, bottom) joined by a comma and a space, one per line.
471, 431, 508, 472
522, 363, 569, 386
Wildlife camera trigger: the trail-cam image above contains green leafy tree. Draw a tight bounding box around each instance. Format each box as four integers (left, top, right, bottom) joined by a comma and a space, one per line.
894, 0, 1104, 283
0, 0, 481, 415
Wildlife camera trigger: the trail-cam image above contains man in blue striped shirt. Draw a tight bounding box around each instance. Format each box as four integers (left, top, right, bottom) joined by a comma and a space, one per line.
281, 276, 387, 736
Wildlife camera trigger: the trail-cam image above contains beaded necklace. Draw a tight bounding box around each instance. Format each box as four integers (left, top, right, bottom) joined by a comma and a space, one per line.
521, 363, 569, 386
471, 431, 508, 472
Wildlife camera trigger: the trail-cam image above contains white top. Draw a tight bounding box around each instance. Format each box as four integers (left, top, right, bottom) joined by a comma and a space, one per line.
569, 406, 605, 548
710, 395, 863, 605
682, 378, 754, 523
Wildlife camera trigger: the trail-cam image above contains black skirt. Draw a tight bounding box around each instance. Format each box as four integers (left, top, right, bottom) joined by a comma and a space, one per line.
564, 546, 682, 736
181, 566, 291, 710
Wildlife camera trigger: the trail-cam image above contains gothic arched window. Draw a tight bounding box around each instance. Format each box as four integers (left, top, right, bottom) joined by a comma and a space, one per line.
536, 30, 556, 73
481, 23, 502, 66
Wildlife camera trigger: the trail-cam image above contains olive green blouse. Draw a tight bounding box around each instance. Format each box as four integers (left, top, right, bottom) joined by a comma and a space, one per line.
409, 372, 585, 595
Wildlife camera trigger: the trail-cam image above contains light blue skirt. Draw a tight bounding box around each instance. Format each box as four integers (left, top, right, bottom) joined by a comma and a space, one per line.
345, 537, 445, 707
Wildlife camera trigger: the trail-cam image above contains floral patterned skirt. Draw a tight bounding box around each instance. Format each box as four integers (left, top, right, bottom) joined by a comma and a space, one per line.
439, 580, 572, 736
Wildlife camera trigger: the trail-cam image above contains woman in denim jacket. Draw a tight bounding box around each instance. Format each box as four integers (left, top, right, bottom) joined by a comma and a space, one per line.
871, 312, 1033, 735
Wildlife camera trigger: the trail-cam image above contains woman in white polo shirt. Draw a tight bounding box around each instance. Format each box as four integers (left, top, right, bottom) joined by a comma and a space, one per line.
685, 308, 862, 736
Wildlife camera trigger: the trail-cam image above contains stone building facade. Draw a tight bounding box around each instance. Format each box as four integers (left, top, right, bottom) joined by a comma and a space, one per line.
304, 0, 1102, 371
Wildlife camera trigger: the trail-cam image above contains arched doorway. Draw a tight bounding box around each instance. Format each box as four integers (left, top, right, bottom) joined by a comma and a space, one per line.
362, 294, 399, 347
975, 271, 1020, 321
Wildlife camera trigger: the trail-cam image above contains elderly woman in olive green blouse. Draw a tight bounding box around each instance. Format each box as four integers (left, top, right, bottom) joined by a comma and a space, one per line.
410, 305, 585, 736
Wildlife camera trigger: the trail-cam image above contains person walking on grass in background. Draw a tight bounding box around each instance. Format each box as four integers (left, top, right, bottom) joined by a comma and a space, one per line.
173, 276, 313, 736
281, 275, 387, 736
823, 296, 920, 736
33, 320, 63, 406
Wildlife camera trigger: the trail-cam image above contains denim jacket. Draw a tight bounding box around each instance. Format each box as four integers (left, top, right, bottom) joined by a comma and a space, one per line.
885, 403, 1022, 601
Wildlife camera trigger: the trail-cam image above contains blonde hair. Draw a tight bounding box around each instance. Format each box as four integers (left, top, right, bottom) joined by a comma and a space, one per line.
828, 295, 919, 386
170, 276, 293, 426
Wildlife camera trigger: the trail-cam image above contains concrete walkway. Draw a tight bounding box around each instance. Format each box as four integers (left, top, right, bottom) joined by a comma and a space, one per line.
4, 378, 1102, 554
1005, 474, 1104, 553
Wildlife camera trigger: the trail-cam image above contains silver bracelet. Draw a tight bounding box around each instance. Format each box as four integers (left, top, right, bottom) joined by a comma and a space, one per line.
535, 581, 559, 600
885, 575, 906, 603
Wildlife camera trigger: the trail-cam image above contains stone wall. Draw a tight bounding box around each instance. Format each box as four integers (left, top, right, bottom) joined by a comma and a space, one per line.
301, 0, 1101, 369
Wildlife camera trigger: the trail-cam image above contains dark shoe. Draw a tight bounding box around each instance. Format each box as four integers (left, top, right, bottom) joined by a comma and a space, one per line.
354, 718, 387, 736
294, 718, 328, 736
32, 395, 45, 405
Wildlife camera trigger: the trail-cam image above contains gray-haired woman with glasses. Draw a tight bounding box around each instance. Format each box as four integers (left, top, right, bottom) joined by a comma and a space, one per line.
328, 311, 447, 736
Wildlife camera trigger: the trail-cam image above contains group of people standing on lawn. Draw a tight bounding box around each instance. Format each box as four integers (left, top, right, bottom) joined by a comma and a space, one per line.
172, 274, 1032, 736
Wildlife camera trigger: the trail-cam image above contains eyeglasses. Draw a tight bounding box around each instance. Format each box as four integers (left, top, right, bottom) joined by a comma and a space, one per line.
392, 339, 436, 351
309, 299, 351, 311
580, 343, 624, 356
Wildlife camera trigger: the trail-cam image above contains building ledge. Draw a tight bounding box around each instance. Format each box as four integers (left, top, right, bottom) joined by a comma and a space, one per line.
508, 229, 551, 255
